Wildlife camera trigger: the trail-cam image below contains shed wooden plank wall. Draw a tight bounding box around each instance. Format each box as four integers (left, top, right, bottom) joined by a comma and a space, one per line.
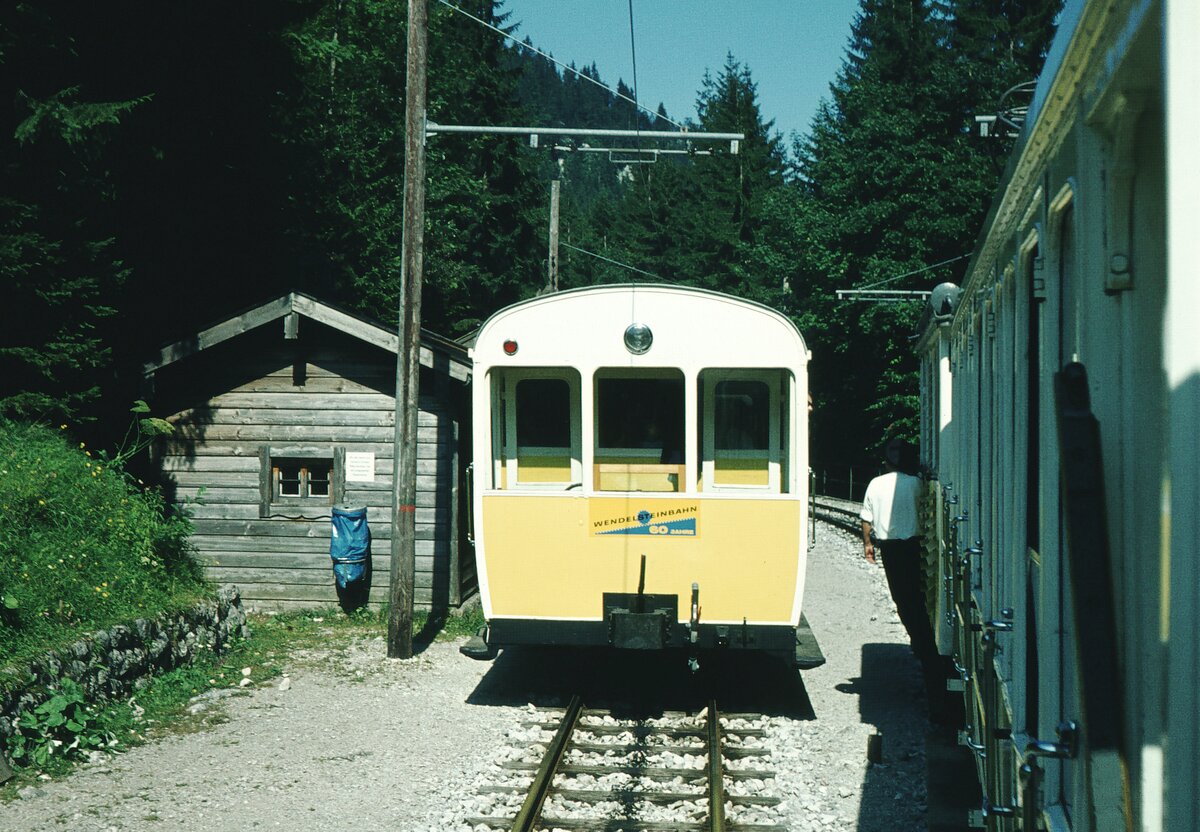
154, 322, 468, 611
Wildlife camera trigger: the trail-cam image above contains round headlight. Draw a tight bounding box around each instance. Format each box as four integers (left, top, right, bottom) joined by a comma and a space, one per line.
623, 322, 653, 355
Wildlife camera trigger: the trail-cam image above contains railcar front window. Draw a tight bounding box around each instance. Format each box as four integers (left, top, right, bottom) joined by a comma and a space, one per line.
713, 379, 771, 487
594, 373, 685, 492
491, 370, 581, 489
515, 378, 573, 484
701, 370, 789, 492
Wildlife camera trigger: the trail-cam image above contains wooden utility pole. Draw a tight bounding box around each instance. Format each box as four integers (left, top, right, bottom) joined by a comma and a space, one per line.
388, 0, 427, 659
547, 178, 560, 292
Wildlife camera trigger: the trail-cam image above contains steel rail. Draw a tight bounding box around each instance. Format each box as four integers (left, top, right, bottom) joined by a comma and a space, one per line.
812, 494, 862, 534
706, 700, 725, 832
472, 701, 791, 832
511, 694, 584, 832
498, 760, 775, 780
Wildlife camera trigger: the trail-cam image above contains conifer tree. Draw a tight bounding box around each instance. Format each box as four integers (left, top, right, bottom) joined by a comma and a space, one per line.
794, 0, 968, 468
788, 0, 1058, 473
0, 7, 153, 421
602, 56, 785, 295
282, 0, 545, 336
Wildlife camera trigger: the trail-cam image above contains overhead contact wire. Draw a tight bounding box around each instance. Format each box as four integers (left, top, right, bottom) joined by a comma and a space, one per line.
852, 253, 971, 291
627, 0, 642, 152
436, 0, 684, 129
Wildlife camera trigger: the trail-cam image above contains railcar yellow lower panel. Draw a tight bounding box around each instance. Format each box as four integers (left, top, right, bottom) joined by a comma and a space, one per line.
481, 494, 802, 622
516, 455, 572, 483
714, 457, 770, 486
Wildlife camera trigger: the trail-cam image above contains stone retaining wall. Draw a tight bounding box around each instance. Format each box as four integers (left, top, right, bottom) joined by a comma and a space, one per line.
0, 586, 248, 760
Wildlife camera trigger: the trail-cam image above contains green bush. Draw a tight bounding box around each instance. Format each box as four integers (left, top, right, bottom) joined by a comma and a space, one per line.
0, 420, 209, 669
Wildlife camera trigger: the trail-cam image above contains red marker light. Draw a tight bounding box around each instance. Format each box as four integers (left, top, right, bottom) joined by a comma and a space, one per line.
502, 339, 519, 355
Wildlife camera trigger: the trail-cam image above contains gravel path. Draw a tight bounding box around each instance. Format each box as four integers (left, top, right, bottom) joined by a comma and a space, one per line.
0, 524, 932, 831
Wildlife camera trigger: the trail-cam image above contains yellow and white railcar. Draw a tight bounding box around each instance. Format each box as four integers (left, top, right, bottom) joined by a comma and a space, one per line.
469, 284, 810, 663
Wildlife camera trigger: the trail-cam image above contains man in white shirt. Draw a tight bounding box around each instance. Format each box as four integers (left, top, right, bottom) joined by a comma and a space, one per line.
861, 439, 950, 723
860, 442, 924, 565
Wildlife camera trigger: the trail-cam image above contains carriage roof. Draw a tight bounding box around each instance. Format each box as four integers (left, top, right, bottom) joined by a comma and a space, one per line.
471, 284, 808, 372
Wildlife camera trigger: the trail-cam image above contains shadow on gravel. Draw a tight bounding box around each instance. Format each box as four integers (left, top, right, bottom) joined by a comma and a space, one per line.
465, 647, 815, 719
839, 642, 922, 730
844, 643, 937, 832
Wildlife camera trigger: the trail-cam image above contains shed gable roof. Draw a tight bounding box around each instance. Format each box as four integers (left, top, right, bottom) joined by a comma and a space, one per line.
143, 292, 470, 382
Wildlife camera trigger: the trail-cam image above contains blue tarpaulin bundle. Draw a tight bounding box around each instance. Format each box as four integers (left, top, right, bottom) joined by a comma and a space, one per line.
330, 506, 369, 589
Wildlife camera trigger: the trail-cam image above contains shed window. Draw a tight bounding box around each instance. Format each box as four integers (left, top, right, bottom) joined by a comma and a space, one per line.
260, 447, 344, 516
273, 458, 334, 500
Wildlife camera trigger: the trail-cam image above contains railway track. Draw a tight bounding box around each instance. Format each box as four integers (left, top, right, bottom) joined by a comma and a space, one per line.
811, 494, 861, 535
468, 697, 786, 832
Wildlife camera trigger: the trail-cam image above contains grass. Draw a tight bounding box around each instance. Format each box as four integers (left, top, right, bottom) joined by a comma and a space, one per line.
0, 418, 487, 795
0, 420, 210, 674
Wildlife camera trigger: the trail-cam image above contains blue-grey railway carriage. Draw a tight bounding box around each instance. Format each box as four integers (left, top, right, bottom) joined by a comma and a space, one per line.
916, 1, 1199, 829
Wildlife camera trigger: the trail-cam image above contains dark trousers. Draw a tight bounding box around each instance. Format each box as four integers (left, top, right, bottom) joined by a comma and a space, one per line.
878, 537, 938, 667
878, 537, 956, 721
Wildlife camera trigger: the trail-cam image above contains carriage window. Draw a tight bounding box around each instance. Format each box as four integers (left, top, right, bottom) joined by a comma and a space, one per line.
594, 373, 685, 492
701, 371, 789, 492
492, 371, 581, 489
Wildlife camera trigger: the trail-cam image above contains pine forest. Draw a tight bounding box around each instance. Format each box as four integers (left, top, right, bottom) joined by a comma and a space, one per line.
0, 0, 1061, 476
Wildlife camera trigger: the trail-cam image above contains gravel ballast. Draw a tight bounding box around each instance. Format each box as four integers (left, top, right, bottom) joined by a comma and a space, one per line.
0, 524, 934, 831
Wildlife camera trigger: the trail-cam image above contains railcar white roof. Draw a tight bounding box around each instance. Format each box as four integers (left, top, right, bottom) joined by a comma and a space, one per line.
472, 284, 808, 371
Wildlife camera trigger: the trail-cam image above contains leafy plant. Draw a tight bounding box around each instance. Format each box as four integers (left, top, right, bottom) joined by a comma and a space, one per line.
7, 678, 118, 769
109, 400, 175, 467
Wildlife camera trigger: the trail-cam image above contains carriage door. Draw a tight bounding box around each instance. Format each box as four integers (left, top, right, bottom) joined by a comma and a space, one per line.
1018, 238, 1044, 804
1041, 200, 1081, 827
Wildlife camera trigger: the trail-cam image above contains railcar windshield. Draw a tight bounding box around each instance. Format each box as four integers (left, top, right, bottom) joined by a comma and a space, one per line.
594, 370, 685, 492
487, 363, 795, 495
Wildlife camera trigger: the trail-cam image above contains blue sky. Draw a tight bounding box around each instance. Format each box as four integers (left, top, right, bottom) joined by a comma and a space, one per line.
499, 0, 864, 144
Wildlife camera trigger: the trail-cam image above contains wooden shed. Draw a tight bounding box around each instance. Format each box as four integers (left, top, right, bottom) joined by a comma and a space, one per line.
143, 292, 475, 611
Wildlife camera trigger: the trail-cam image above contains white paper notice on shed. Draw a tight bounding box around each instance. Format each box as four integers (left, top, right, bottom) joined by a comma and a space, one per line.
345, 452, 375, 482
